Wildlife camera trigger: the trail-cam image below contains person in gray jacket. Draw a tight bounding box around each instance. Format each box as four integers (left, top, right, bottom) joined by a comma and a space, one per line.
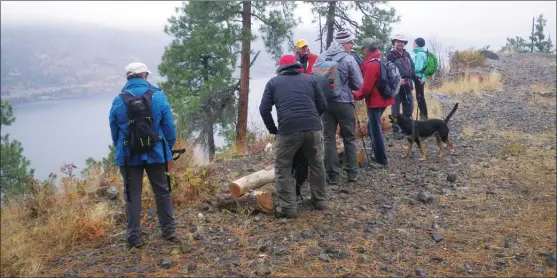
316, 31, 363, 185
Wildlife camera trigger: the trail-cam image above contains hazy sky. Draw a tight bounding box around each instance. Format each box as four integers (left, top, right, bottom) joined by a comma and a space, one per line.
1, 1, 556, 51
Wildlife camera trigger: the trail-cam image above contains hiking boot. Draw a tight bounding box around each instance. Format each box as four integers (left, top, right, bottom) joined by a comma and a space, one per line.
327, 175, 339, 185
313, 201, 328, 211
127, 240, 144, 249
347, 172, 359, 182
163, 233, 183, 245
274, 205, 297, 219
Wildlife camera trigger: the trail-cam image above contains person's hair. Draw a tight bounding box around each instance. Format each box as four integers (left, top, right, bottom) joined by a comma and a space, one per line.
366, 45, 379, 52
126, 73, 146, 80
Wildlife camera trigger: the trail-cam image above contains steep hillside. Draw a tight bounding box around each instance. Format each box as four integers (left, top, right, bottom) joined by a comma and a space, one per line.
0, 22, 303, 104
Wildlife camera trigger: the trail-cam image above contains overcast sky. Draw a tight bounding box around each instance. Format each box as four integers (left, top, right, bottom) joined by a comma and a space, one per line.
1, 1, 556, 51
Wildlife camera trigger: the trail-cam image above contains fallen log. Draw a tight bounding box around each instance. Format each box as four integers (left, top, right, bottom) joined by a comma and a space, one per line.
217, 186, 275, 214
229, 168, 275, 198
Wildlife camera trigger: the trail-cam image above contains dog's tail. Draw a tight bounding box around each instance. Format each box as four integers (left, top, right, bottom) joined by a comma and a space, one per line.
444, 103, 459, 123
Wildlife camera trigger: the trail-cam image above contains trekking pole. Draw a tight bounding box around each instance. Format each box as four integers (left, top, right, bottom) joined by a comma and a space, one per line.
354, 102, 373, 166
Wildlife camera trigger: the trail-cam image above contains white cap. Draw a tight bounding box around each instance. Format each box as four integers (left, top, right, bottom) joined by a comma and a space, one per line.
391, 34, 408, 45
125, 62, 152, 77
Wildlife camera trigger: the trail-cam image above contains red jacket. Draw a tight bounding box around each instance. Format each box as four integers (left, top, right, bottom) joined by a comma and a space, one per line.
354, 50, 395, 109
295, 52, 318, 75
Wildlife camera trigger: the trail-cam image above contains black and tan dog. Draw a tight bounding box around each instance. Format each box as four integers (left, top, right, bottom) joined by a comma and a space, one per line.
388, 103, 459, 161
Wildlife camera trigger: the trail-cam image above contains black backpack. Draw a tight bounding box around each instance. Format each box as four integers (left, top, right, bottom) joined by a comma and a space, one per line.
367, 58, 401, 99
120, 88, 160, 154
119, 88, 171, 202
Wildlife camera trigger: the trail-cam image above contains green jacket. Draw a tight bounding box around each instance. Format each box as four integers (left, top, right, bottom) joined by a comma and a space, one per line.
412, 47, 428, 83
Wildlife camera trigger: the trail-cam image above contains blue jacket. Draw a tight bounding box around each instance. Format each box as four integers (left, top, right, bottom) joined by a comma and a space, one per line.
412, 47, 428, 83
315, 42, 363, 103
109, 78, 176, 166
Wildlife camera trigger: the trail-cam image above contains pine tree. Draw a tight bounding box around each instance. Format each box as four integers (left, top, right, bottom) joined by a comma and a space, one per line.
308, 1, 400, 51
235, 1, 299, 154
0, 100, 35, 197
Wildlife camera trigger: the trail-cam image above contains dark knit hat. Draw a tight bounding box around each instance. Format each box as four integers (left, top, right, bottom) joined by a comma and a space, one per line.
415, 37, 425, 47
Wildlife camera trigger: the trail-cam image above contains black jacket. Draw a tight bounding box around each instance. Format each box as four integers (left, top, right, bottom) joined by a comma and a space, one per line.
259, 64, 327, 135
387, 49, 418, 91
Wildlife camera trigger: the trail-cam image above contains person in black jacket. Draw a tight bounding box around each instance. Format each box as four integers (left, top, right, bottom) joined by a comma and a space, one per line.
259, 54, 328, 218
387, 35, 419, 140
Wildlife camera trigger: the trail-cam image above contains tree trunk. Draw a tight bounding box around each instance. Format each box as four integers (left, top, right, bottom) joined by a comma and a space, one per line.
531, 16, 535, 53
206, 109, 216, 162
236, 0, 252, 154
325, 1, 336, 49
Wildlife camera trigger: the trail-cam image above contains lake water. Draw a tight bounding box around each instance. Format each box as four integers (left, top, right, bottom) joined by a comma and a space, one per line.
2, 77, 275, 180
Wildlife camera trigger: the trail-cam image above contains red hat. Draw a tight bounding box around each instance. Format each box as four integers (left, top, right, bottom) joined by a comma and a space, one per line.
278, 54, 297, 67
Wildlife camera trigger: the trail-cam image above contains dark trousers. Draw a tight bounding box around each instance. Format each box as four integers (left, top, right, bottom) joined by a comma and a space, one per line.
275, 130, 326, 213
414, 80, 428, 119
321, 102, 358, 179
391, 84, 414, 133
367, 107, 388, 165
119, 163, 176, 244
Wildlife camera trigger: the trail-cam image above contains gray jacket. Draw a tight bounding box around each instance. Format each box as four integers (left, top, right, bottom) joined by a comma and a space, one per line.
315, 42, 363, 103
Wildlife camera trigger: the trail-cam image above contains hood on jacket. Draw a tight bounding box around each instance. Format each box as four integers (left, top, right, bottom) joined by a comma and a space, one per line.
323, 42, 347, 58
277, 63, 303, 75
413, 47, 425, 54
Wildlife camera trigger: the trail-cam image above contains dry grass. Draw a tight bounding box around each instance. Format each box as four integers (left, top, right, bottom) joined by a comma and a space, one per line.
428, 71, 503, 95
0, 139, 207, 277
456, 128, 556, 276
1, 165, 115, 277
450, 49, 486, 70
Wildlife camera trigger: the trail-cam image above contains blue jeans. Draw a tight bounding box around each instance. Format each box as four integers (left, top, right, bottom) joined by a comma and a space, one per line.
391, 85, 414, 133
367, 107, 388, 166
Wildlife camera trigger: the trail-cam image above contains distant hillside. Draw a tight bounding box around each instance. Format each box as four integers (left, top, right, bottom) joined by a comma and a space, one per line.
0, 22, 309, 104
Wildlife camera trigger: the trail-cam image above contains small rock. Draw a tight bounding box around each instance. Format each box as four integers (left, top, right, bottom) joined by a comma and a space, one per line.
547, 253, 556, 268
256, 264, 271, 276
179, 243, 191, 254
380, 264, 389, 272
415, 268, 426, 277
159, 259, 173, 269
357, 245, 366, 253
272, 246, 289, 256
432, 232, 444, 243
86, 259, 96, 266
534, 267, 545, 273
306, 248, 321, 256
202, 237, 212, 244
254, 216, 261, 222
496, 258, 506, 265
63, 269, 78, 277
319, 253, 331, 262
431, 255, 443, 262
417, 191, 435, 204
447, 173, 457, 183
302, 230, 313, 238
106, 185, 119, 200
356, 254, 369, 264
187, 264, 197, 272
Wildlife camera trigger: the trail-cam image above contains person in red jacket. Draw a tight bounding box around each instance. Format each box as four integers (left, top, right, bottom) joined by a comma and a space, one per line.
353, 38, 394, 166
295, 39, 318, 75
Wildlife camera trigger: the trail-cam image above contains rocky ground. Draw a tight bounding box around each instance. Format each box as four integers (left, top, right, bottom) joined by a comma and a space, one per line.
47, 53, 556, 277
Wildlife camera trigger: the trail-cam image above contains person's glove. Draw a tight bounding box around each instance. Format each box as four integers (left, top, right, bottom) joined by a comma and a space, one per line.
269, 127, 278, 135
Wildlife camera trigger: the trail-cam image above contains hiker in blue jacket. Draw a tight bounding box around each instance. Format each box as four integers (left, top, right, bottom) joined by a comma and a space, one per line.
412, 37, 429, 120
109, 62, 180, 248
316, 30, 363, 186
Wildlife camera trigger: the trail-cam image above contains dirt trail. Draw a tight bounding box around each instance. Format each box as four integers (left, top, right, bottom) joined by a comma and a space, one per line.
47, 53, 556, 277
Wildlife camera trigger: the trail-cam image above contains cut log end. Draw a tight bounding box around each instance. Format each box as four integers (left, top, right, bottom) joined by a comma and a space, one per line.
255, 191, 273, 213
229, 183, 242, 198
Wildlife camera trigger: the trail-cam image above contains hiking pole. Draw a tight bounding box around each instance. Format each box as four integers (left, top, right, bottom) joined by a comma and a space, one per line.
354, 102, 373, 166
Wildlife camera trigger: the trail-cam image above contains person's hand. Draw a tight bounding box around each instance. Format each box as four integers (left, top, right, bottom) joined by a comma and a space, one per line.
400, 79, 405, 85
418, 78, 423, 85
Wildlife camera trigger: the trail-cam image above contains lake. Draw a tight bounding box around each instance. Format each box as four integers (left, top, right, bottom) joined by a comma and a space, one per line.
2, 77, 276, 180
